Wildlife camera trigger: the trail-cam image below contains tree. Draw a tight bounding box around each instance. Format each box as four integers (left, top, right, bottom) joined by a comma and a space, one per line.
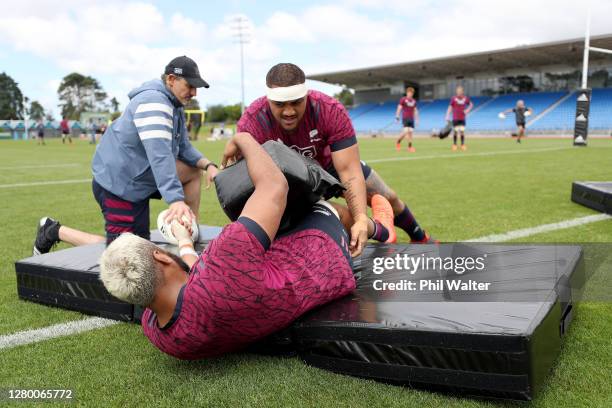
110, 97, 120, 113
333, 87, 354, 108
184, 98, 200, 110
224, 104, 241, 121
205, 103, 242, 122
206, 104, 228, 122
29, 101, 45, 121
57, 73, 108, 120
0, 72, 25, 119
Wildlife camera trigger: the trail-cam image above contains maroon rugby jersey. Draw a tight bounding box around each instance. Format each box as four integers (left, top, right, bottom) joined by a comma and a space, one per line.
142, 219, 355, 359
237, 90, 356, 169
398, 96, 417, 120
450, 95, 472, 121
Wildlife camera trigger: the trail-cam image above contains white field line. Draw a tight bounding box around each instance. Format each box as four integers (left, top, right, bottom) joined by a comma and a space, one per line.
0, 178, 91, 189
367, 146, 569, 164
0, 163, 80, 170
467, 213, 612, 242
0, 318, 118, 350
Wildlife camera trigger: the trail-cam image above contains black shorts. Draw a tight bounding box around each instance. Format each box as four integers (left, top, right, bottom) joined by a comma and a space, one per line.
402, 119, 415, 128
62, 130, 70, 135
326, 160, 373, 181
277, 202, 352, 266
516, 122, 526, 128
452, 120, 466, 127
92, 179, 160, 244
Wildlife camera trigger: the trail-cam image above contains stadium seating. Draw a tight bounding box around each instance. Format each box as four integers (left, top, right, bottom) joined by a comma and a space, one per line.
468, 91, 566, 131
348, 89, 612, 133
528, 92, 576, 131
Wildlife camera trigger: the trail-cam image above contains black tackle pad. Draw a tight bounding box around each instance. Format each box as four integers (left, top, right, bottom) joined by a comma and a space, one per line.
214, 140, 345, 229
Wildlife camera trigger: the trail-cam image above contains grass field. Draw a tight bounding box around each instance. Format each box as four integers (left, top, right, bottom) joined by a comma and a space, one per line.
0, 136, 611, 407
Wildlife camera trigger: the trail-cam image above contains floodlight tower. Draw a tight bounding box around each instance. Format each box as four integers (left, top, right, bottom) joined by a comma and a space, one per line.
231, 16, 251, 115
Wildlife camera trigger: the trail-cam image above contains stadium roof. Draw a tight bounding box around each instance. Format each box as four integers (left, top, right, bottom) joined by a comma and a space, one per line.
308, 34, 612, 88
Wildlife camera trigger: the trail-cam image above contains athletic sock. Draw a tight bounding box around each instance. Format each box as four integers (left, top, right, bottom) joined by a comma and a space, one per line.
393, 205, 426, 241
453, 133, 457, 144
408, 142, 412, 148
368, 218, 390, 242
461, 133, 465, 145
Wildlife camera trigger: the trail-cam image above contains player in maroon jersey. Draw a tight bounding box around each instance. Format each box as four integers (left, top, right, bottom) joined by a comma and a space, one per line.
99, 132, 365, 360
395, 87, 419, 152
445, 86, 473, 151
236, 64, 437, 252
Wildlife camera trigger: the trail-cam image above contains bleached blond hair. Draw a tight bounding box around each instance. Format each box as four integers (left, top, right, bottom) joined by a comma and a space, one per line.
99, 233, 160, 306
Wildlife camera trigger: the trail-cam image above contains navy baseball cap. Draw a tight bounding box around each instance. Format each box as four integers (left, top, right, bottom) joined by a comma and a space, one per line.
164, 56, 210, 88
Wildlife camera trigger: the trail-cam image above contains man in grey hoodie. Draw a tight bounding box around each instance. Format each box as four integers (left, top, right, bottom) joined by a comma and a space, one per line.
33, 56, 219, 255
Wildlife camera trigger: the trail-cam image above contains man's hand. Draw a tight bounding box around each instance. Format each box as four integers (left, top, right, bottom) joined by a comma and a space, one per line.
165, 201, 194, 224
171, 217, 193, 243
171, 217, 198, 268
349, 215, 369, 257
205, 165, 219, 189
221, 137, 243, 168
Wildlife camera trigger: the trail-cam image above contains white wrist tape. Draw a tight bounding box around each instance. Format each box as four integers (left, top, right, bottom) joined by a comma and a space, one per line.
266, 83, 308, 102
179, 247, 198, 257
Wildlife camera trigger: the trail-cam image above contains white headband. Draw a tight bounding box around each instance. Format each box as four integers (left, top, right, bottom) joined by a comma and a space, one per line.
266, 83, 308, 102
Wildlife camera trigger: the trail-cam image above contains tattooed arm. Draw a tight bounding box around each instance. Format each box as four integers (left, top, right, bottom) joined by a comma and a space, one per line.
331, 144, 368, 257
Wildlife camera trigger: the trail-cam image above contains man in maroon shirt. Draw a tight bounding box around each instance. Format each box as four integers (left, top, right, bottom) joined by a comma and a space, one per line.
235, 64, 436, 254
445, 86, 473, 151
395, 87, 419, 152
60, 116, 72, 144
99, 132, 357, 360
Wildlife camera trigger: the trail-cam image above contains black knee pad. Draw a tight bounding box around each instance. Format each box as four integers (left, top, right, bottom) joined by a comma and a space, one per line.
214, 141, 345, 228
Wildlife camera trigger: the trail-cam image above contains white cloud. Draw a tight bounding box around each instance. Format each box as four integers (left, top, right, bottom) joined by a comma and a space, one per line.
303, 5, 397, 44
1, 0, 611, 113
261, 11, 315, 43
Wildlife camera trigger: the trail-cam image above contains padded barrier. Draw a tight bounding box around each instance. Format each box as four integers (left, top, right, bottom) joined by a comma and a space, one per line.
571, 181, 612, 214
293, 243, 584, 400
214, 140, 345, 229
15, 225, 222, 322
15, 239, 583, 401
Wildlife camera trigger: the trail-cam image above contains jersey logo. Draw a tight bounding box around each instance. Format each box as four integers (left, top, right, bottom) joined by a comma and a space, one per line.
309, 129, 321, 142
288, 145, 317, 159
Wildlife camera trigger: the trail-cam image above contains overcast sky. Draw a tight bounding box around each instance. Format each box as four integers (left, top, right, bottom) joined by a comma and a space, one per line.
1, 0, 610, 117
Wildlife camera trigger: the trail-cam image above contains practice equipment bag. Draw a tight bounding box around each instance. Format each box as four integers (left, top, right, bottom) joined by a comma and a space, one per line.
437, 121, 453, 139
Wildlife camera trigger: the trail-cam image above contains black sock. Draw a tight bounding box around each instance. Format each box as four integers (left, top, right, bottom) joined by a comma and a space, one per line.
453, 133, 457, 144
368, 218, 389, 242
461, 133, 465, 145
393, 205, 425, 241
408, 142, 412, 148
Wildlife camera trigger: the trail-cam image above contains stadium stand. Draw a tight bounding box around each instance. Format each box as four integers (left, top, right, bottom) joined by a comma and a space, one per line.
588, 88, 612, 130
529, 92, 577, 131
347, 89, 612, 133
466, 91, 566, 131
